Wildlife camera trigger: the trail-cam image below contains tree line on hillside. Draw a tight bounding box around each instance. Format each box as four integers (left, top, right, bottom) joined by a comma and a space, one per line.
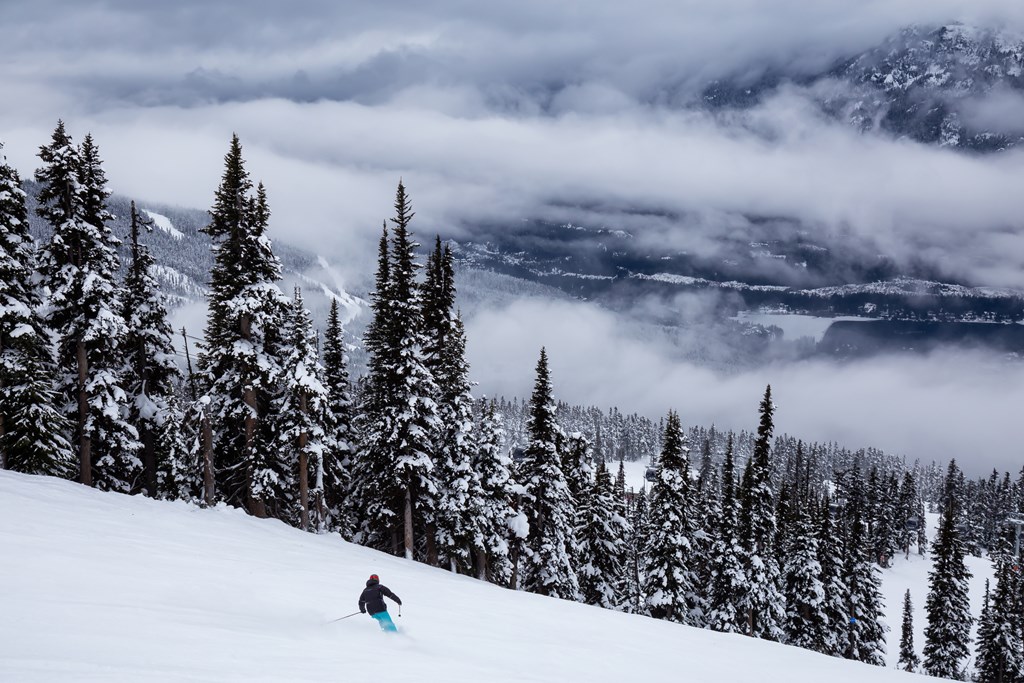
1, 125, 1022, 681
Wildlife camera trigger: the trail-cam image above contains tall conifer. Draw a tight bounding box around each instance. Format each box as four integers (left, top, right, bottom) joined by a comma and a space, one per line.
518, 347, 578, 599
122, 201, 181, 497
923, 460, 973, 680
37, 125, 139, 491
322, 298, 354, 536
0, 141, 74, 477
898, 589, 920, 672
738, 385, 785, 640
199, 136, 289, 516
707, 434, 747, 633
643, 409, 702, 624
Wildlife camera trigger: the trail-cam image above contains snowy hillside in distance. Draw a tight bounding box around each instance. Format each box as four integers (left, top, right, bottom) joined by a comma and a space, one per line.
0, 471, 993, 682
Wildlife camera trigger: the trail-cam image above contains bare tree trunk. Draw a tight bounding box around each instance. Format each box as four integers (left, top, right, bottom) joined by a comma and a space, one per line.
475, 547, 488, 582
404, 486, 414, 561
141, 425, 156, 497
509, 542, 520, 591
425, 523, 438, 566
298, 390, 309, 531
0, 413, 6, 470
244, 393, 265, 518
239, 314, 265, 518
76, 340, 92, 486
202, 411, 215, 506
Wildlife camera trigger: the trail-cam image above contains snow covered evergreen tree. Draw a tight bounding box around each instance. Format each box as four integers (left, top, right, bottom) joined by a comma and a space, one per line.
897, 471, 921, 559
354, 182, 441, 560
577, 456, 630, 610
782, 505, 827, 650
199, 136, 290, 517
643, 409, 702, 624
36, 124, 139, 491
816, 492, 849, 657
321, 298, 354, 536
738, 385, 785, 640
707, 434, 747, 633
0, 142, 74, 477
155, 394, 199, 502
842, 468, 888, 666
625, 485, 649, 613
473, 399, 518, 584
971, 533, 1021, 683
122, 201, 181, 497
923, 460, 974, 680
898, 589, 920, 672
275, 288, 332, 531
518, 347, 579, 599
422, 239, 486, 572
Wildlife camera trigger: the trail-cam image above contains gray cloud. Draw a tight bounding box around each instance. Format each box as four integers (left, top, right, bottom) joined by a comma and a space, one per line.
465, 296, 1024, 477
3, 0, 1024, 474
960, 88, 1024, 135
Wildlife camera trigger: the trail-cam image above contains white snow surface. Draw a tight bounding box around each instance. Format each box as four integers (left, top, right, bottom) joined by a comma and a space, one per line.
142, 210, 185, 240
0, 470, 991, 682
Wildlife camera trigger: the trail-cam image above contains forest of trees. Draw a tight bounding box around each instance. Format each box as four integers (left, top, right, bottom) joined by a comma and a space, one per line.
1, 125, 1023, 681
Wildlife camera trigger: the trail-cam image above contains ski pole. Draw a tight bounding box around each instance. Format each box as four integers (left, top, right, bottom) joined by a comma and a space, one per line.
327, 612, 362, 623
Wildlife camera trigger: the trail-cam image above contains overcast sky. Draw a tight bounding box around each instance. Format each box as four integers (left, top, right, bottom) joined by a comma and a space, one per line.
3, 0, 1024, 475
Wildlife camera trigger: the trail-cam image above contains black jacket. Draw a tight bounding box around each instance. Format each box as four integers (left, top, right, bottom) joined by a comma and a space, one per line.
359, 578, 401, 615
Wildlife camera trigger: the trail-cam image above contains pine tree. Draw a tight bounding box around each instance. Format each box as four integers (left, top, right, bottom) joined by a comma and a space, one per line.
843, 465, 888, 666
625, 486, 649, 613
321, 298, 354, 536
473, 399, 517, 584
122, 201, 181, 497
354, 181, 441, 560
738, 385, 785, 640
0, 141, 75, 477
897, 471, 920, 559
898, 589, 920, 672
643, 409, 702, 624
275, 288, 333, 530
817, 493, 849, 657
783, 506, 827, 650
707, 434, 747, 633
972, 533, 1023, 683
155, 394, 199, 502
199, 136, 289, 517
518, 347, 579, 599
923, 460, 974, 680
36, 124, 139, 490
422, 240, 486, 572
577, 456, 630, 610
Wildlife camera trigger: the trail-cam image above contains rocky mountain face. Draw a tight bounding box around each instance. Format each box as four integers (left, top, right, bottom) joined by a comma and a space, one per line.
703, 23, 1024, 150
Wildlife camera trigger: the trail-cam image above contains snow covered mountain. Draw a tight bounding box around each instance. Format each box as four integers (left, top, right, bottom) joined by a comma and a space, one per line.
703, 23, 1024, 151
0, 469, 994, 682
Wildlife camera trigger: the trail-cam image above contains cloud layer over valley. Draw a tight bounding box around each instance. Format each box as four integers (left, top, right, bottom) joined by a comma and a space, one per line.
3, 0, 1024, 473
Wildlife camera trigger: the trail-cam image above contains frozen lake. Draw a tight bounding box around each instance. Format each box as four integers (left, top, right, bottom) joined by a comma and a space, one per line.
733, 311, 870, 342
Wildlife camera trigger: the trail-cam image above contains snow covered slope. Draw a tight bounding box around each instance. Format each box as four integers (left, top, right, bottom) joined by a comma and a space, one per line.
0, 471, 979, 682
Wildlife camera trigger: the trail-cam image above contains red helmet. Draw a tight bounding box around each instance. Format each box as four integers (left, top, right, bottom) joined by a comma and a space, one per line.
369, 574, 379, 581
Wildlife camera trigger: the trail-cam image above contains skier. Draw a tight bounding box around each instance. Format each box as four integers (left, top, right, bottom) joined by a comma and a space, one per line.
358, 574, 402, 632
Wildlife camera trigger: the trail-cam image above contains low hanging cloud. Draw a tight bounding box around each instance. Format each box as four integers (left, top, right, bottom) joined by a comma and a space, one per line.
465, 296, 1024, 477
3, 0, 1024, 476
3, 0, 1024, 288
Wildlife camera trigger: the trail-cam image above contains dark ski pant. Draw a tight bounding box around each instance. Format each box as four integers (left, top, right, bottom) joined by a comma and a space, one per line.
371, 611, 397, 632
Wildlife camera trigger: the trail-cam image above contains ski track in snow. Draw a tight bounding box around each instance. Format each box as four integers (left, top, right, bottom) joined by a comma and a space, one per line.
0, 470, 991, 682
